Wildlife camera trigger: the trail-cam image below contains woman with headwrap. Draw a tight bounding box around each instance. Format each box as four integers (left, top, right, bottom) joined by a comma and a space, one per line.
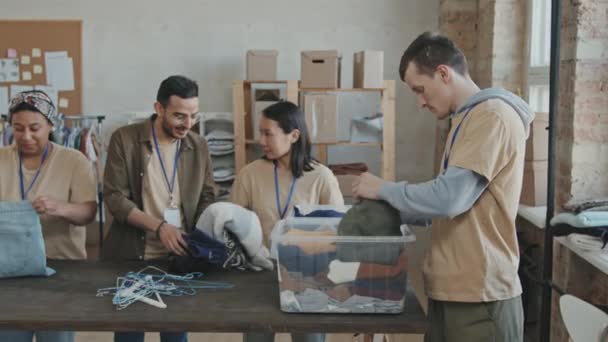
0, 90, 97, 342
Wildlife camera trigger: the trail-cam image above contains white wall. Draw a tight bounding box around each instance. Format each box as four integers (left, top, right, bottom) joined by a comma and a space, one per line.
2, 0, 439, 182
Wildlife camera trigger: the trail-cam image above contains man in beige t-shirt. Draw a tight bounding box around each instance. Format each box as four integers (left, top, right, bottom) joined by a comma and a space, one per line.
103, 76, 216, 342
353, 32, 534, 342
103, 76, 216, 263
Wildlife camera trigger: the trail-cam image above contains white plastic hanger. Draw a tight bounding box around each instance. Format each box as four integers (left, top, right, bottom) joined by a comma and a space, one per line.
116, 276, 167, 309
560, 294, 608, 342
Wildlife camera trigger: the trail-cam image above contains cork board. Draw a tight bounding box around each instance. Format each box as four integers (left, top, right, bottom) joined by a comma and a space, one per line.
0, 20, 82, 115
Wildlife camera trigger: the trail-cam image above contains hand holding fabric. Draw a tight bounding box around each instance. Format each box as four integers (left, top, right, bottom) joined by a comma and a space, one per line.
158, 223, 188, 256
352, 172, 386, 200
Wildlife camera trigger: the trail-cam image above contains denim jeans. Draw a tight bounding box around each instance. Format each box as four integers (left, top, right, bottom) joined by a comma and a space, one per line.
114, 331, 188, 342
0, 330, 74, 342
243, 332, 325, 342
0, 201, 54, 278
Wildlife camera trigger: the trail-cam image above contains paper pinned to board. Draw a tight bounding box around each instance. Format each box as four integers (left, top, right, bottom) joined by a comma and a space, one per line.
34, 85, 59, 109
45, 51, 68, 59
32, 48, 41, 58
22, 71, 32, 81
0, 58, 20, 82
45, 51, 74, 91
20, 56, 30, 65
59, 98, 69, 108
7, 49, 17, 58
33, 64, 43, 74
0, 87, 9, 115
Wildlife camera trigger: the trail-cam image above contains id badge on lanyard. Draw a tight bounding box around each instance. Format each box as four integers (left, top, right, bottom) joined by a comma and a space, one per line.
152, 124, 181, 228
163, 207, 181, 227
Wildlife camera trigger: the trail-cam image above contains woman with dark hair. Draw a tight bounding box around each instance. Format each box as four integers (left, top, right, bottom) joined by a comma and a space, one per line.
0, 90, 97, 342
231, 101, 343, 342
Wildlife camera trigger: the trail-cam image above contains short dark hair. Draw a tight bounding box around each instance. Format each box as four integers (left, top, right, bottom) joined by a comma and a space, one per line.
156, 75, 199, 107
262, 101, 315, 178
399, 32, 469, 81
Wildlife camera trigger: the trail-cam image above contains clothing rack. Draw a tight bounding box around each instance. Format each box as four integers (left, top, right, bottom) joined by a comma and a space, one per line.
0, 116, 7, 141
62, 115, 106, 252
63, 115, 105, 125
539, 0, 562, 340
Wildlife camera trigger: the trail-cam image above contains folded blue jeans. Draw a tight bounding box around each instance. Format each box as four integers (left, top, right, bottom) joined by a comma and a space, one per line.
0, 201, 55, 278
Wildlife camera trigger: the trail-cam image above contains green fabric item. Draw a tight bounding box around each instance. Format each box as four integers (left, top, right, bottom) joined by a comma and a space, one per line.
337, 199, 402, 237
336, 199, 403, 265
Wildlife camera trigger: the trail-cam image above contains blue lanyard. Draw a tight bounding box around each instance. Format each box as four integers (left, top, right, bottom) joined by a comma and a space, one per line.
151, 124, 180, 206
19, 144, 50, 200
274, 161, 296, 220
443, 110, 472, 172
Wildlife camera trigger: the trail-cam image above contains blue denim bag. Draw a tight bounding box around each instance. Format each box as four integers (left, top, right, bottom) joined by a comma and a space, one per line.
0, 201, 55, 278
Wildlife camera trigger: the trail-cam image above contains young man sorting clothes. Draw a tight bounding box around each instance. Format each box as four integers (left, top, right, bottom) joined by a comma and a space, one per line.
353, 32, 533, 342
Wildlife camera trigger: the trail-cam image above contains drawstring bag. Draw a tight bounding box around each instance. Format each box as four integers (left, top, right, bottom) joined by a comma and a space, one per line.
0, 201, 55, 278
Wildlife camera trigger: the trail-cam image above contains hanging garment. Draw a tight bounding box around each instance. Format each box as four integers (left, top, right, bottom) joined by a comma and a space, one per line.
3, 125, 13, 146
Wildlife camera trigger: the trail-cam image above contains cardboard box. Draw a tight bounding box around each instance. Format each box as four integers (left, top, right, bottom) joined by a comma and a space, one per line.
303, 94, 338, 143
525, 112, 548, 161
520, 160, 548, 206
252, 101, 278, 140
247, 50, 278, 81
353, 50, 384, 89
336, 174, 357, 198
301, 50, 341, 89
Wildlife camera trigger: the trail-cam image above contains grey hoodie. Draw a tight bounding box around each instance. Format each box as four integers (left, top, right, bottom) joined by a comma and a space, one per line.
378, 88, 534, 224
454, 87, 535, 138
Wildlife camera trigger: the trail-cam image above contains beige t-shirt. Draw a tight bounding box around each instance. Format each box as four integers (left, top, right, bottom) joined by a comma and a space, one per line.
231, 159, 344, 246
0, 143, 96, 260
143, 140, 184, 260
423, 99, 526, 302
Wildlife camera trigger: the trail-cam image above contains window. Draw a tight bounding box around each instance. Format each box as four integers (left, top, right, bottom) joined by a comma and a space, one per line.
527, 0, 551, 113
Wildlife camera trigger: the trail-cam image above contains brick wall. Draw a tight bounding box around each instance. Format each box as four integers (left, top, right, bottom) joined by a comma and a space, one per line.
491, 0, 526, 92
556, 0, 608, 207
475, 0, 495, 88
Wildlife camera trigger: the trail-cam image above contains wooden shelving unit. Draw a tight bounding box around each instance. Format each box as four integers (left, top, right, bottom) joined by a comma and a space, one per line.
233, 80, 396, 181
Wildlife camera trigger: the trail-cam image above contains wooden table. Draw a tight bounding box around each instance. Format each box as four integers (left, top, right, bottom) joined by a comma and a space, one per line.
0, 261, 427, 333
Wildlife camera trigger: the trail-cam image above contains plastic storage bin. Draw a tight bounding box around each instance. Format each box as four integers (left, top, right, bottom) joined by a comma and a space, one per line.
270, 217, 415, 314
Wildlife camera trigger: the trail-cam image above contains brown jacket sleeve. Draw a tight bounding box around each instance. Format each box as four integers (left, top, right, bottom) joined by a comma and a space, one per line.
195, 137, 217, 222
103, 129, 137, 224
